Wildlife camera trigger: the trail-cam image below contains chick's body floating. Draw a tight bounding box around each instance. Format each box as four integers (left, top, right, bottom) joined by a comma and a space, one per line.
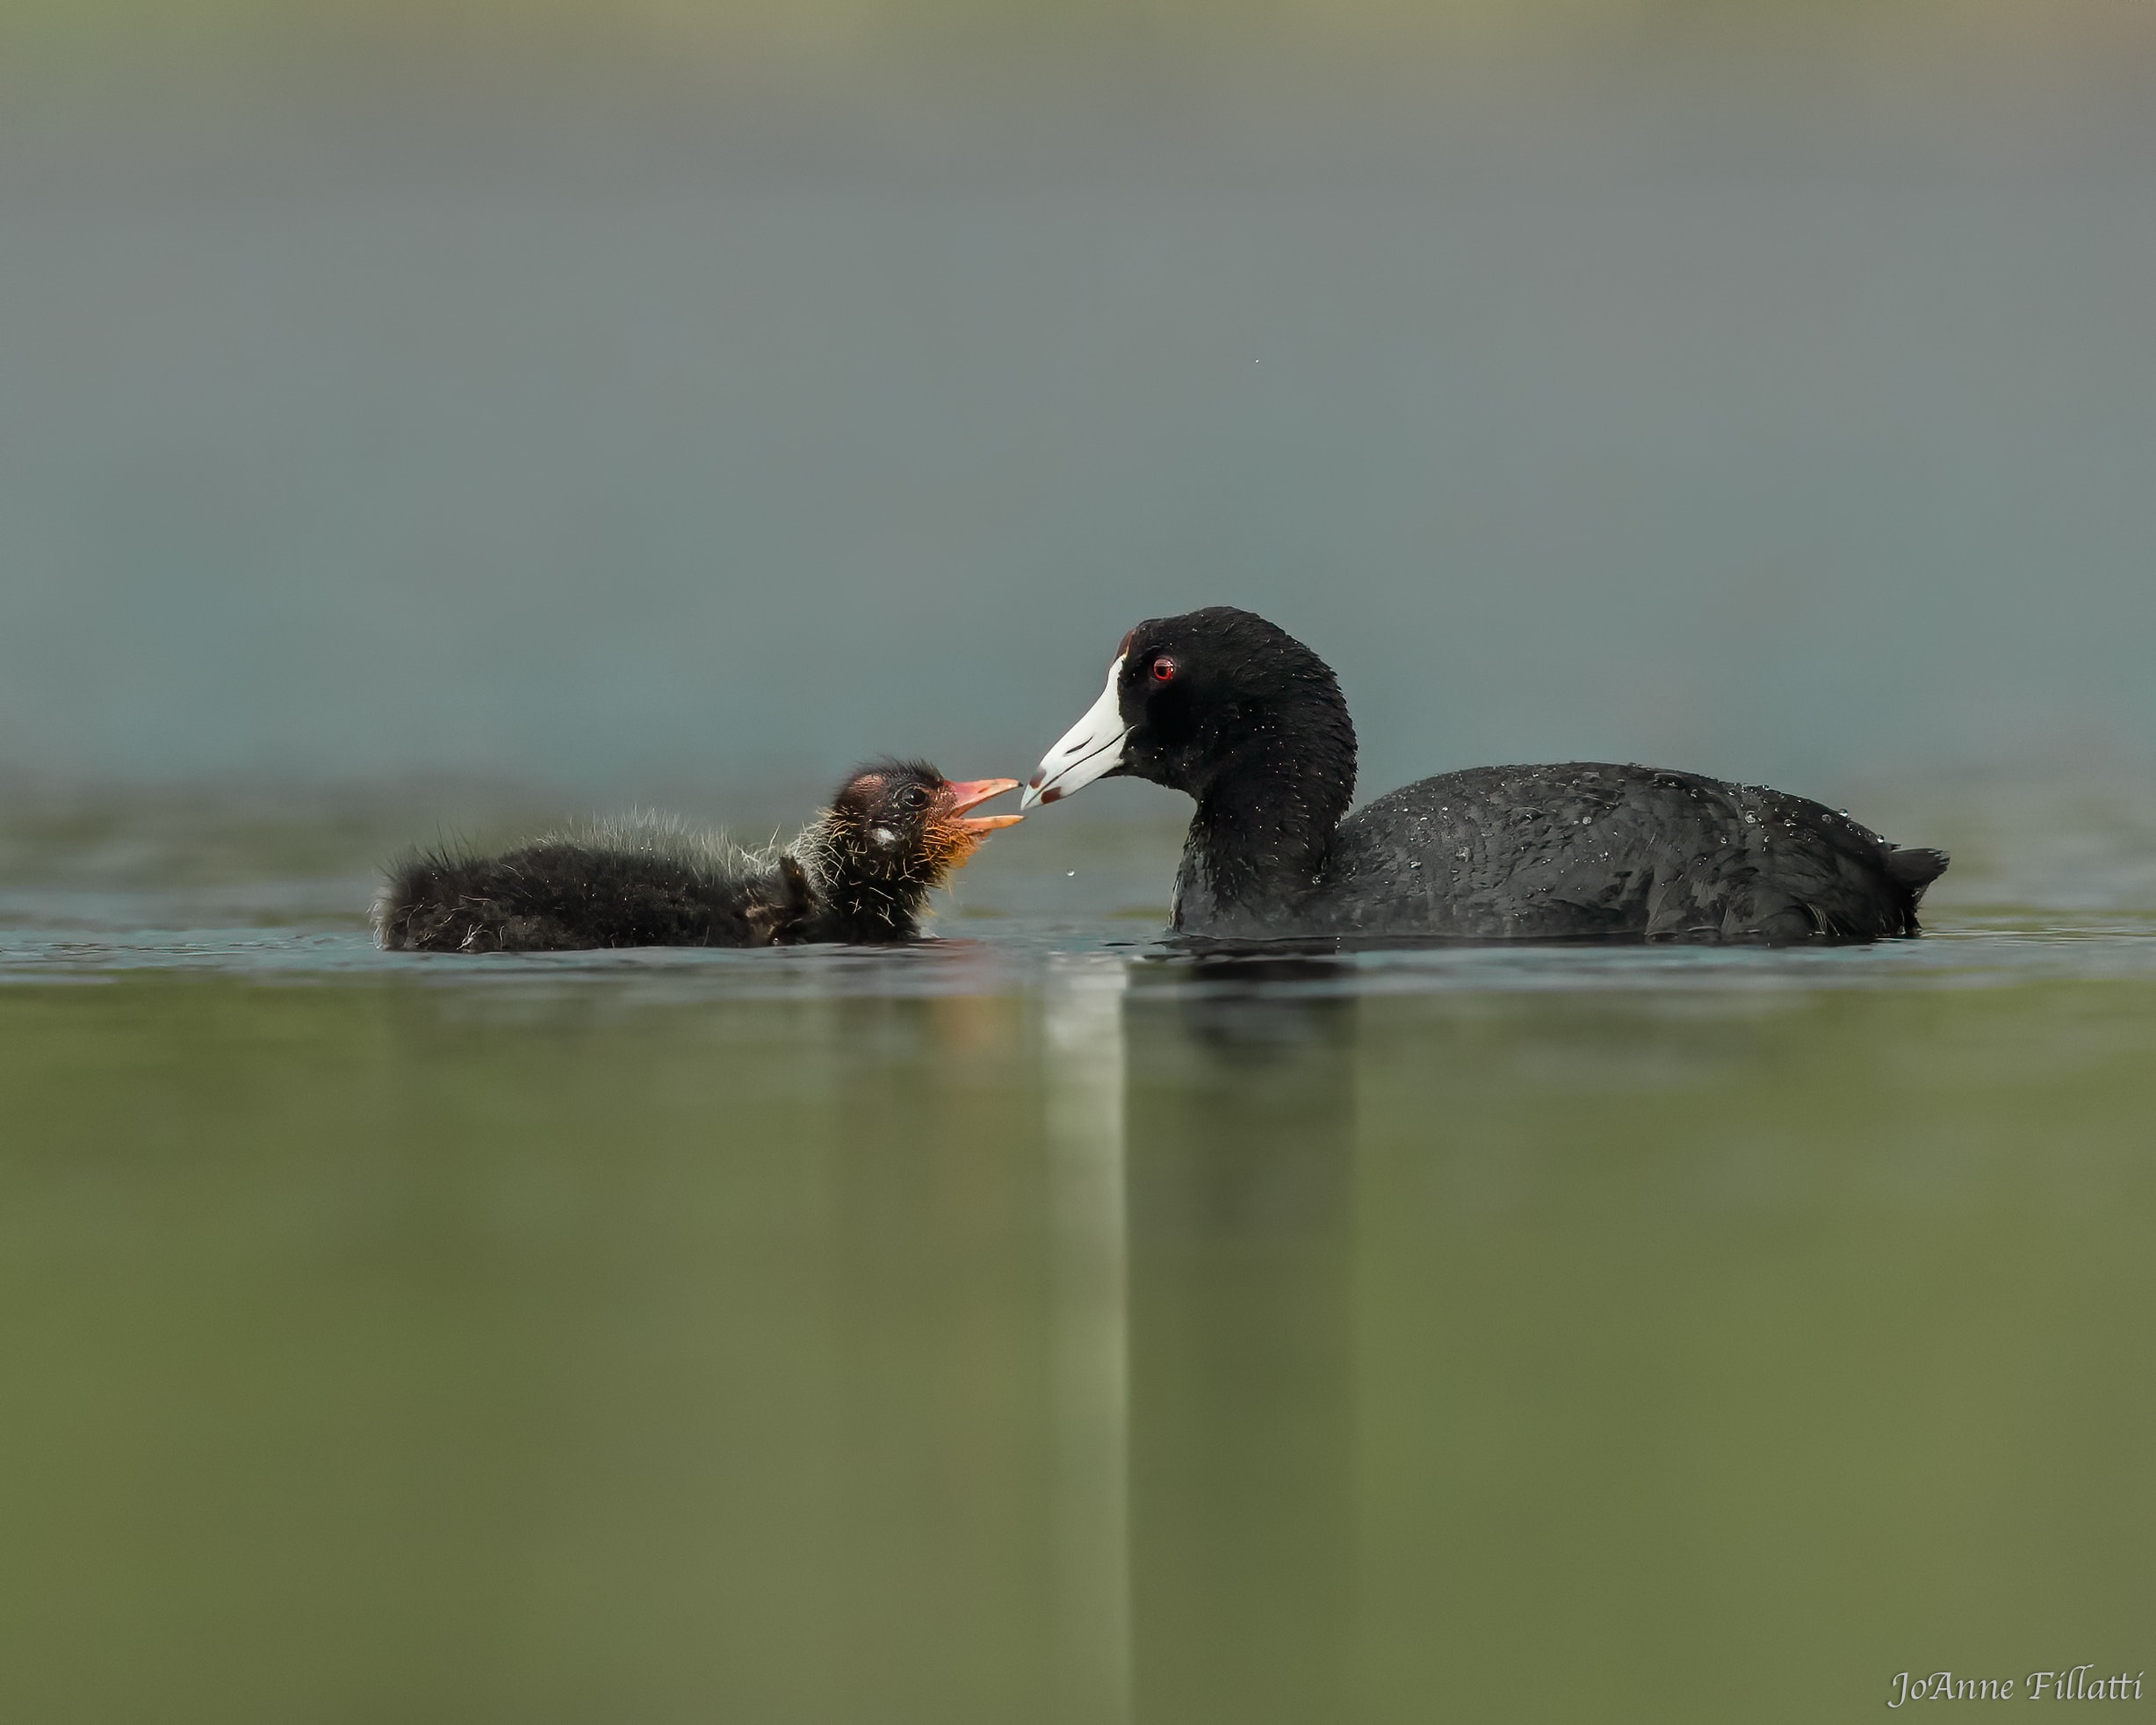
375, 762, 1020, 953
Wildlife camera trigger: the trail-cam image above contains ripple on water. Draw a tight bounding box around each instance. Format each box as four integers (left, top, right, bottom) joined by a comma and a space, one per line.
3, 783, 2152, 1000
0, 902, 2152, 1002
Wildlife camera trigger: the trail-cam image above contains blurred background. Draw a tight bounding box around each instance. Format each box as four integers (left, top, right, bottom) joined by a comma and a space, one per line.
3, 4, 2154, 1722
4, 0, 2153, 813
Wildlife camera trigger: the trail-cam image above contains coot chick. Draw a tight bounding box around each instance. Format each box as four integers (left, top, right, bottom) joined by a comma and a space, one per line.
376, 762, 1020, 953
1021, 607, 1946, 943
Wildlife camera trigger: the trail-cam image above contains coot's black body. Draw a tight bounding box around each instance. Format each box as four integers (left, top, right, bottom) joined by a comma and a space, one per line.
1022, 607, 1946, 943
376, 762, 1020, 953
1320, 762, 1943, 942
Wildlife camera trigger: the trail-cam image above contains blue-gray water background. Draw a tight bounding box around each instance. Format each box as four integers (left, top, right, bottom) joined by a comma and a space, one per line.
6, 38, 2155, 798
3, 16, 2153, 1721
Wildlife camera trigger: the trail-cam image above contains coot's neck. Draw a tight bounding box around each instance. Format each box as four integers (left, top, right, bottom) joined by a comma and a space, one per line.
818, 878, 923, 942
795, 819, 929, 942
1175, 715, 1357, 935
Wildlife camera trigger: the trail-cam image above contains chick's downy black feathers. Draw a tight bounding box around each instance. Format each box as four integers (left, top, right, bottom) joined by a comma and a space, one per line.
375, 761, 1019, 953
376, 821, 817, 953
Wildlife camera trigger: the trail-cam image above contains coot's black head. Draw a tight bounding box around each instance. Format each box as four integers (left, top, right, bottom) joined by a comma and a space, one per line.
1020, 607, 1356, 812
821, 761, 1022, 890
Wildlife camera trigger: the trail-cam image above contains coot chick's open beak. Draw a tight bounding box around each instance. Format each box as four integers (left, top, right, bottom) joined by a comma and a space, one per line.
931, 777, 1023, 869
946, 778, 1025, 832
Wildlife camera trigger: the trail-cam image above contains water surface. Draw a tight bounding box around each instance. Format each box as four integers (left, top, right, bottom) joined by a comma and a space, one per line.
2, 784, 2152, 1721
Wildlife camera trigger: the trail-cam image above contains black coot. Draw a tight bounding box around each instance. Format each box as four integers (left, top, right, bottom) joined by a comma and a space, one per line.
1020, 607, 1946, 942
377, 761, 1020, 952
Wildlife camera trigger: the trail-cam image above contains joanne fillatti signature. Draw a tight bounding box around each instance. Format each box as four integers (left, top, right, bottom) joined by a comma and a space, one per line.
1888, 1669, 2145, 1707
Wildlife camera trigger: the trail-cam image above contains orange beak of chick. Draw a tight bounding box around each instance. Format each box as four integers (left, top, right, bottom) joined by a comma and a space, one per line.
933, 777, 1024, 867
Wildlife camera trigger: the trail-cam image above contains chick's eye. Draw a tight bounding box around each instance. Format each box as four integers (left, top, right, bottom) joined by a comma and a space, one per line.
900, 785, 930, 811
1150, 656, 1179, 683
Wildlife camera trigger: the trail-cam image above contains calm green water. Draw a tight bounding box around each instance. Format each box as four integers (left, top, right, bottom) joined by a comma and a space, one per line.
2, 789, 2152, 1721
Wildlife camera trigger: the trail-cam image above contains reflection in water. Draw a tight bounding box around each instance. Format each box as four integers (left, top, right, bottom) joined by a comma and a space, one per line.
5, 964, 2156, 1721
762, 990, 1067, 1720
1172, 953, 1357, 1067
1123, 956, 1359, 1725
1047, 954, 1368, 1724
1045, 956, 1134, 1725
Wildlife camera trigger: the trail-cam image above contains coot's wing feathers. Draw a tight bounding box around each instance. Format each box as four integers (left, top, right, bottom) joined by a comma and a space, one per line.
1327, 763, 1704, 938
378, 839, 786, 952
1325, 764, 1943, 941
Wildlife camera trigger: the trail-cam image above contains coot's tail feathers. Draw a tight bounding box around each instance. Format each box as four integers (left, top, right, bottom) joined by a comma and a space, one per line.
1885, 847, 1950, 899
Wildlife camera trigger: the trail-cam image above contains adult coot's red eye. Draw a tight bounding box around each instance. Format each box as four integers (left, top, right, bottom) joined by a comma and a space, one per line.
1150, 656, 1178, 682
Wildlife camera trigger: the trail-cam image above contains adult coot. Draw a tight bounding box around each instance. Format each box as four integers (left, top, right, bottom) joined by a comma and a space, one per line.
377, 762, 1020, 952
1020, 607, 1946, 942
